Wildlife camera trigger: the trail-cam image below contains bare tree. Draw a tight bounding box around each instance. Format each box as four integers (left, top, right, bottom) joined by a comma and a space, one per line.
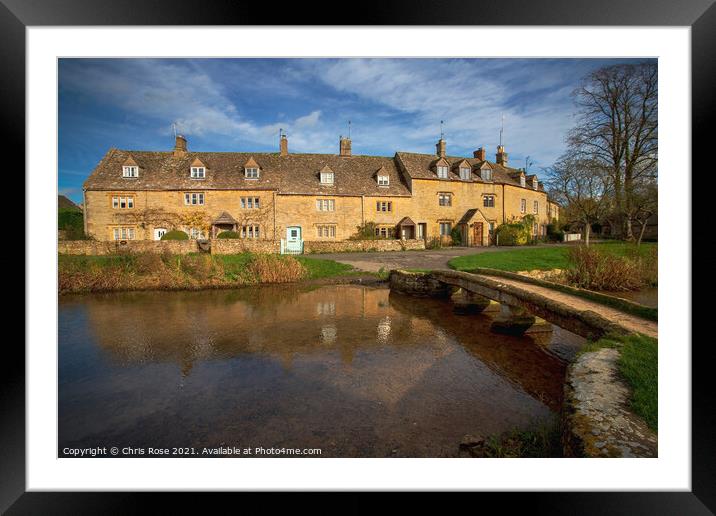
569, 62, 657, 240
546, 156, 611, 246
630, 180, 658, 246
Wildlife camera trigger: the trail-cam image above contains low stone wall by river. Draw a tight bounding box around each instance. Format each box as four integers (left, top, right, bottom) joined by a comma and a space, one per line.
303, 239, 425, 254
58, 240, 198, 255
210, 239, 280, 254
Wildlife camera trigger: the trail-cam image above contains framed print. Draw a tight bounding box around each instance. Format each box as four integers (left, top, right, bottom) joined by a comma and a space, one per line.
4, 0, 711, 512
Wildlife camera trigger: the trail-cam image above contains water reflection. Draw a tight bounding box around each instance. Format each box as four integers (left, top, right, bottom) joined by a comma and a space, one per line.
59, 284, 584, 457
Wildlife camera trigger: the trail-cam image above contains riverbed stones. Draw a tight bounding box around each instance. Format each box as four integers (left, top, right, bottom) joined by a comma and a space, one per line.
562, 347, 657, 458
388, 270, 454, 298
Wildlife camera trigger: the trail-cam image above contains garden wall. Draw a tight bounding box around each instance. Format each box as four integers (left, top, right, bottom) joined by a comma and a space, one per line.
211, 239, 280, 254
303, 239, 425, 254
58, 240, 198, 255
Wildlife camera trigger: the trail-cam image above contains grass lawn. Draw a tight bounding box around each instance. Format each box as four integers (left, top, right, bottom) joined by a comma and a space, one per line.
581, 333, 658, 431
295, 256, 357, 279
449, 242, 657, 272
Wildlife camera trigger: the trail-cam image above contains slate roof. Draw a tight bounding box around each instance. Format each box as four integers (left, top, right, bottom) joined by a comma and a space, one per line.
395, 152, 544, 191
84, 149, 412, 197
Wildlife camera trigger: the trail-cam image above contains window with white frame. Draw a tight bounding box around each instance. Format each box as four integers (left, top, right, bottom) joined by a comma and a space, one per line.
122, 166, 138, 178
438, 192, 452, 207
320, 171, 334, 184
241, 197, 260, 209
459, 167, 471, 181
520, 198, 526, 213
189, 228, 206, 240
533, 200, 539, 214
245, 167, 259, 179
482, 168, 493, 181
520, 176, 526, 188
436, 165, 448, 179
112, 227, 135, 240
483, 195, 495, 208
240, 225, 260, 239
439, 222, 452, 236
184, 192, 205, 205
190, 166, 205, 179
112, 196, 134, 209
316, 199, 335, 212
316, 225, 336, 238
533, 179, 539, 190
374, 226, 394, 238
377, 175, 390, 186
376, 201, 392, 212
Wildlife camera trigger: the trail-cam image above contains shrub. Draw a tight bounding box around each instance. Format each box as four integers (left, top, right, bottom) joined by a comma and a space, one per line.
546, 222, 564, 243
565, 245, 648, 291
246, 254, 306, 283
425, 236, 443, 249
450, 227, 463, 246
217, 230, 241, 239
161, 230, 189, 240
495, 214, 535, 246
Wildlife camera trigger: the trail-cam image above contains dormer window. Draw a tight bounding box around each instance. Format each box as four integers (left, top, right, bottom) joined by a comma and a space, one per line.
520, 175, 526, 188
482, 168, 493, 182
190, 166, 205, 179
459, 167, 471, 181
533, 179, 539, 190
245, 167, 259, 179
437, 165, 448, 179
320, 171, 334, 184
122, 166, 138, 178
377, 175, 390, 186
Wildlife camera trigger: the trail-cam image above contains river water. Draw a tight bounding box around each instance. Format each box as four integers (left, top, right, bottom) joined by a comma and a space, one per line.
58, 284, 585, 457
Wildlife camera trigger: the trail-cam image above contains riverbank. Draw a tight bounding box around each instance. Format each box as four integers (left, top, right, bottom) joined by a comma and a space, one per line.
58, 252, 371, 295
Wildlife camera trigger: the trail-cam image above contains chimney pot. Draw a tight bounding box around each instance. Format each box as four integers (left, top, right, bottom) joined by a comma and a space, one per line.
173, 134, 188, 158
339, 136, 352, 157
436, 138, 446, 158
473, 147, 486, 161
280, 134, 288, 156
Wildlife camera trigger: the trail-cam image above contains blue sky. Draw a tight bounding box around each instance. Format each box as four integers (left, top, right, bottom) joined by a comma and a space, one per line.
58, 58, 651, 203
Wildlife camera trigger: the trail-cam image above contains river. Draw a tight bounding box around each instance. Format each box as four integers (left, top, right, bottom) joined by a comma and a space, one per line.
58, 284, 585, 457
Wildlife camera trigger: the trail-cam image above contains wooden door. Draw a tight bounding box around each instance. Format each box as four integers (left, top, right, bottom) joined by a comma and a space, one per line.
473, 222, 483, 246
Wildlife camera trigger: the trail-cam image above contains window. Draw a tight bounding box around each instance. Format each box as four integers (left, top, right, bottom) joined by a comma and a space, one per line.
241, 197, 260, 209
316, 225, 336, 238
190, 166, 205, 179
459, 167, 471, 181
377, 175, 390, 186
316, 199, 335, 212
533, 200, 539, 214
439, 222, 452, 236
112, 196, 134, 209
184, 192, 205, 205
374, 226, 394, 238
189, 228, 206, 240
438, 193, 452, 207
240, 225, 260, 239
320, 171, 334, 184
520, 198, 526, 213
533, 179, 539, 190
245, 167, 259, 179
122, 166, 138, 178
488, 222, 496, 234
533, 222, 538, 236
436, 165, 448, 179
520, 176, 526, 188
483, 195, 495, 208
112, 227, 135, 240
376, 201, 392, 212
482, 168, 493, 181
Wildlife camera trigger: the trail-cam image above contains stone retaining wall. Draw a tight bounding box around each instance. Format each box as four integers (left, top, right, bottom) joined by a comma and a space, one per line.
562, 348, 657, 457
303, 239, 425, 254
210, 239, 280, 255
388, 270, 454, 298
58, 240, 198, 255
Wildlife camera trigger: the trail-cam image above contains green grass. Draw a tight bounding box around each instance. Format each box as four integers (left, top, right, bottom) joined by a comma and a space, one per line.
295, 256, 356, 279
581, 333, 658, 431
448, 242, 657, 272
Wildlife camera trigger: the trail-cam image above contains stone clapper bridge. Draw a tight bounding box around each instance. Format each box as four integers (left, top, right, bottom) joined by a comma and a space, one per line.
388, 268, 659, 458
388, 269, 657, 340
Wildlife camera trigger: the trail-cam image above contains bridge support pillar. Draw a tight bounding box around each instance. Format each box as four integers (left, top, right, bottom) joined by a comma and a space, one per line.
490, 304, 537, 335
452, 289, 492, 315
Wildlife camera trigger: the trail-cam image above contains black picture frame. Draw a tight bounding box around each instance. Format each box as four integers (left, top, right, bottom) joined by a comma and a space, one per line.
4, 0, 709, 512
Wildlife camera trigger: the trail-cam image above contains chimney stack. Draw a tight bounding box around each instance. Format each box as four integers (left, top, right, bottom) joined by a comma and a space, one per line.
173, 134, 188, 158
473, 147, 486, 161
280, 133, 288, 157
339, 136, 352, 157
496, 145, 508, 166
436, 138, 446, 158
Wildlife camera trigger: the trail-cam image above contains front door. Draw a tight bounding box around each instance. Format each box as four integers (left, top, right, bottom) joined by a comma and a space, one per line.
286, 226, 302, 253
417, 223, 427, 240
154, 228, 167, 240
472, 222, 483, 246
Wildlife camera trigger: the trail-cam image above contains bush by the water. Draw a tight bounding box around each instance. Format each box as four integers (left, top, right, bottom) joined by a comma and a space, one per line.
217, 231, 241, 239
58, 208, 89, 240
565, 244, 657, 291
160, 230, 189, 240
495, 215, 535, 246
